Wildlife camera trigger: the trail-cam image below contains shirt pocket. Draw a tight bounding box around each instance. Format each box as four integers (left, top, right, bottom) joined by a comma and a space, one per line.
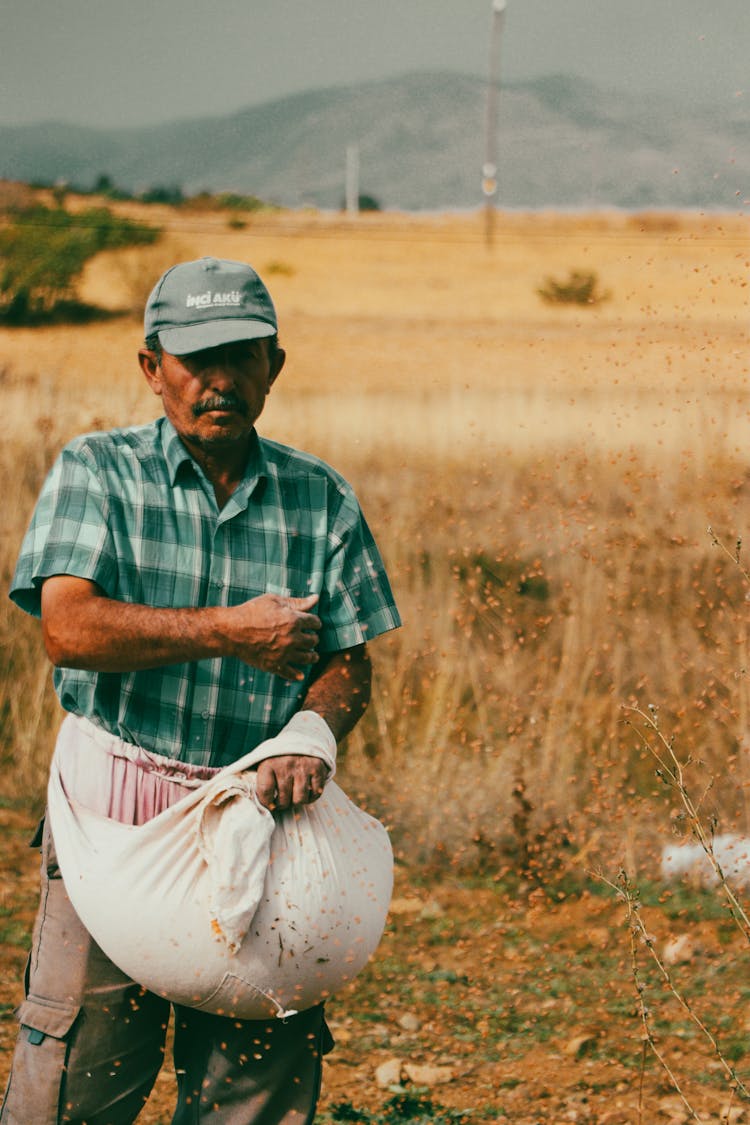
235, 575, 318, 602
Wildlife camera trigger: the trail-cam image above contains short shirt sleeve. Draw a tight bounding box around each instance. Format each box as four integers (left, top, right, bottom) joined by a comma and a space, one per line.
10, 445, 119, 618
317, 487, 401, 653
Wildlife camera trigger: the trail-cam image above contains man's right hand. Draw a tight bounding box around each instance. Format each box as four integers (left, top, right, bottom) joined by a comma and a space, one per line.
227, 593, 321, 680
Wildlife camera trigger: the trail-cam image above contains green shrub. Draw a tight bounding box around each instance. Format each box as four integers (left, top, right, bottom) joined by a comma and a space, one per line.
214, 192, 267, 211
139, 184, 184, 206
537, 268, 610, 306
264, 260, 295, 277
187, 191, 270, 212
0, 206, 160, 323
327, 1095, 470, 1123
92, 174, 129, 201
338, 193, 383, 213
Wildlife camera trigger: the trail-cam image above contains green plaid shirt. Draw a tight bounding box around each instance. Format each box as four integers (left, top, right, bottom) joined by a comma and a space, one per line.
11, 418, 400, 766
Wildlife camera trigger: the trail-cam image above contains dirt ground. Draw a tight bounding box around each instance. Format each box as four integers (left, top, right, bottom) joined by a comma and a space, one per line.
2, 804, 748, 1124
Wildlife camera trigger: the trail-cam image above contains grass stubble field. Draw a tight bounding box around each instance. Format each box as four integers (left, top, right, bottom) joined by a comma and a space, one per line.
2, 204, 750, 1122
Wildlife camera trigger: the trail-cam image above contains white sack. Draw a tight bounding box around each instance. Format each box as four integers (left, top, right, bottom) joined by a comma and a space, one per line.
47, 717, 393, 1020
661, 834, 750, 889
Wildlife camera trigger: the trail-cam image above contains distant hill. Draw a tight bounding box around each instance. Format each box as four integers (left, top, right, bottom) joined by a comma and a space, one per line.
1, 72, 748, 211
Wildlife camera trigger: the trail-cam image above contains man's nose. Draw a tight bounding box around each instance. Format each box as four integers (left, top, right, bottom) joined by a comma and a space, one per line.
199, 353, 237, 384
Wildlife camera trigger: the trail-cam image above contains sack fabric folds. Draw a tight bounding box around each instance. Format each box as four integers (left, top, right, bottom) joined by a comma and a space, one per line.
47, 714, 393, 1020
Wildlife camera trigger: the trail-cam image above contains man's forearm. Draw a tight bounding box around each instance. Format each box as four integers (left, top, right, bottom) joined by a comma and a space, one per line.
302, 645, 372, 742
40, 575, 320, 679
43, 586, 226, 671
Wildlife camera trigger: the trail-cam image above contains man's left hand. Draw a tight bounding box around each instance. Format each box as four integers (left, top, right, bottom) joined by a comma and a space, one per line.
255, 754, 329, 811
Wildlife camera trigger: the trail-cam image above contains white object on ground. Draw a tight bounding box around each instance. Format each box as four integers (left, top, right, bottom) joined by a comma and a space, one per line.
661, 834, 750, 888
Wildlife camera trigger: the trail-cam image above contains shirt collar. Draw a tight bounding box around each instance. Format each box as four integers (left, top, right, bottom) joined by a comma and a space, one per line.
158, 417, 267, 504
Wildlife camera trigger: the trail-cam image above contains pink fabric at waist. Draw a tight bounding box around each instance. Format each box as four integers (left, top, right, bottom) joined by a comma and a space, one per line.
55, 714, 222, 826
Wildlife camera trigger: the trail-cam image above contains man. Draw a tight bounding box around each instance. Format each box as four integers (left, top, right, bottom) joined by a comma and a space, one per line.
2, 256, 401, 1124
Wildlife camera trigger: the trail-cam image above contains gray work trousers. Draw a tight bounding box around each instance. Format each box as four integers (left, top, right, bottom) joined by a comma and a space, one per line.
0, 818, 333, 1124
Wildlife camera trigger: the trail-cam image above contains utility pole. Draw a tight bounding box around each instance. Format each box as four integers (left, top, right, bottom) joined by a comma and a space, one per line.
346, 144, 360, 216
483, 0, 507, 250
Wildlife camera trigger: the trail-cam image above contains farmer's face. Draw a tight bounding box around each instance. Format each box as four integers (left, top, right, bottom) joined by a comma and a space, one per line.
139, 338, 285, 454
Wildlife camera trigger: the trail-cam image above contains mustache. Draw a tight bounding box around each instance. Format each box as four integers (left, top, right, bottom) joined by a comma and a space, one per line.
192, 393, 248, 418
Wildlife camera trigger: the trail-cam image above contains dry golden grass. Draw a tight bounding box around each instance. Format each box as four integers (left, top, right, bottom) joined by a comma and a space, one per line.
2, 206, 750, 880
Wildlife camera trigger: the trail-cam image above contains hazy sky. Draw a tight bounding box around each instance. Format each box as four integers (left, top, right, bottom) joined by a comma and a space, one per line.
2, 0, 748, 128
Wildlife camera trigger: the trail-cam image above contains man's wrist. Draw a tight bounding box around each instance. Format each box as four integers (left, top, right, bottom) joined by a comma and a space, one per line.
241, 710, 337, 779
283, 711, 337, 776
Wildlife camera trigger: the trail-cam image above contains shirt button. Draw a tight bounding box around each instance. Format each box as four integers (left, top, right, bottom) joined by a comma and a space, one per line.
202, 710, 210, 719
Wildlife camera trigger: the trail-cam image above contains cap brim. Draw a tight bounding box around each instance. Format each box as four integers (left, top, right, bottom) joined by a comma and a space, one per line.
158, 318, 276, 356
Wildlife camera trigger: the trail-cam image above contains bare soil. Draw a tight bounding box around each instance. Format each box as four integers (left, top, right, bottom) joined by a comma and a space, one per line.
2, 805, 748, 1124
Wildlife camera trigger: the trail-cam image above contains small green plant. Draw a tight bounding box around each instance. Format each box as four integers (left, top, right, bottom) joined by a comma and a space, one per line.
214, 191, 268, 211
537, 269, 610, 306
139, 184, 184, 206
338, 193, 383, 213
326, 1094, 471, 1123
186, 190, 271, 213
357, 193, 382, 213
264, 260, 295, 277
91, 173, 130, 201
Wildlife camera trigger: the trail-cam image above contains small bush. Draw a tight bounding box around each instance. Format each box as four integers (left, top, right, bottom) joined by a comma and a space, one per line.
187, 191, 271, 213
214, 192, 268, 211
339, 193, 383, 213
537, 269, 610, 306
139, 184, 184, 206
358, 193, 382, 213
91, 173, 130, 201
264, 260, 295, 277
328, 1095, 470, 1123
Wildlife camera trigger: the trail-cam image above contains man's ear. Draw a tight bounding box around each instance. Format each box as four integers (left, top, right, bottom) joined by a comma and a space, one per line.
268, 347, 286, 391
138, 348, 163, 396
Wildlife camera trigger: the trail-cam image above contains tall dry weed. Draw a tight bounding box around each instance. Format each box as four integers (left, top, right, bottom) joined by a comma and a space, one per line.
4, 354, 750, 872
330, 447, 750, 875
2, 210, 750, 880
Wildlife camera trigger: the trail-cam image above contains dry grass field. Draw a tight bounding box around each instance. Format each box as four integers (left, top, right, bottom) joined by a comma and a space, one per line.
2, 203, 750, 1121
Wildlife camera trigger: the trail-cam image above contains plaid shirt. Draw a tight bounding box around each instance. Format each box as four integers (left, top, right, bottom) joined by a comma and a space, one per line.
11, 418, 400, 766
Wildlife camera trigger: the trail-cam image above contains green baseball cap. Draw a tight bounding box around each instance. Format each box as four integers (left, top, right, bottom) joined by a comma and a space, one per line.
144, 257, 278, 355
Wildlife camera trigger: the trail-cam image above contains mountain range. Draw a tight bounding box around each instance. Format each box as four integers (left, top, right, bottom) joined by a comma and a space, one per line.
1, 72, 748, 211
